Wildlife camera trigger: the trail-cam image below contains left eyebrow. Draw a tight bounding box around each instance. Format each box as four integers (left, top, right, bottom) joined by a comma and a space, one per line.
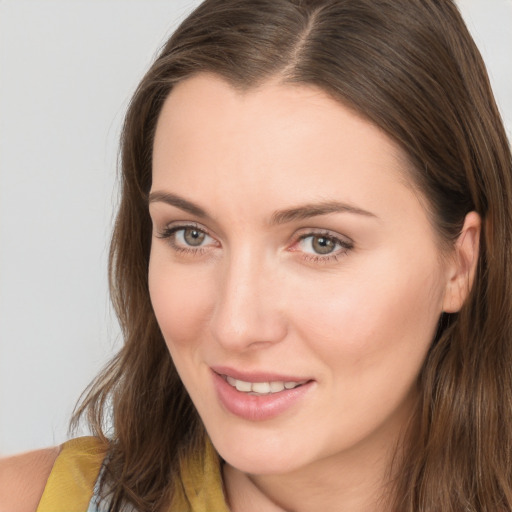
270, 201, 378, 225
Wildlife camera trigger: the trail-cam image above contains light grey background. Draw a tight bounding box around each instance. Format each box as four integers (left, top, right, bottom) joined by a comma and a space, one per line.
0, 0, 510, 456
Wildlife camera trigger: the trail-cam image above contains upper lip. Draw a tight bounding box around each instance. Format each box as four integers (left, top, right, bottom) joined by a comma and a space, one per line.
211, 365, 312, 383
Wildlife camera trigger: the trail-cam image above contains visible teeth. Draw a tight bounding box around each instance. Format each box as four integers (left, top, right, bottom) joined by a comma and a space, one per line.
252, 382, 271, 394
225, 376, 304, 394
235, 379, 252, 392
270, 381, 285, 393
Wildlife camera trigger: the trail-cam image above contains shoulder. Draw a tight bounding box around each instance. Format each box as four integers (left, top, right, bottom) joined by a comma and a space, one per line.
0, 446, 60, 512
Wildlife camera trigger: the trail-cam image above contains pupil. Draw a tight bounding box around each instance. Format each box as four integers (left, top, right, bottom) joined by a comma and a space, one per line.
313, 236, 334, 254
184, 228, 205, 246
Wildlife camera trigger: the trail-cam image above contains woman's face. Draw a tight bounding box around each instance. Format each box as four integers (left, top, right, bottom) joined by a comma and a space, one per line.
148, 73, 452, 476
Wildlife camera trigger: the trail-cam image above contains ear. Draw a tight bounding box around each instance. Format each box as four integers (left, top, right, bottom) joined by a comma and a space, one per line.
442, 211, 481, 313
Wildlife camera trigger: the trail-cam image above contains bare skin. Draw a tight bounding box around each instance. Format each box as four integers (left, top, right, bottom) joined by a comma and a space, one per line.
0, 446, 59, 512
149, 73, 481, 511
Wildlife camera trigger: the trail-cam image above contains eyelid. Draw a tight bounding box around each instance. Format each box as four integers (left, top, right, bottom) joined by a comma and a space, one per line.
157, 220, 212, 237
293, 227, 354, 246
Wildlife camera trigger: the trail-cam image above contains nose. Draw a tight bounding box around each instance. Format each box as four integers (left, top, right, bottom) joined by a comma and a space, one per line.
210, 247, 288, 352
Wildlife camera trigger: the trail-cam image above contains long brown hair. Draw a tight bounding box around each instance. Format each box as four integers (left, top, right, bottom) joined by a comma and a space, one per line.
72, 0, 512, 510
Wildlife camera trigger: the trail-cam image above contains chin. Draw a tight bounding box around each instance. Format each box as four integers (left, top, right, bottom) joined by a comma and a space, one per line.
223, 452, 302, 476
209, 427, 311, 476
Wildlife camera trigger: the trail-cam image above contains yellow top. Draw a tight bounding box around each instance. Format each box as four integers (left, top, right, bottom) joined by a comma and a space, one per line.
36, 437, 107, 512
36, 436, 230, 512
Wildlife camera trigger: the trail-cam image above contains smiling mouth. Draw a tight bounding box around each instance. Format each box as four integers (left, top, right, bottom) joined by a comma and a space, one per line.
222, 375, 309, 395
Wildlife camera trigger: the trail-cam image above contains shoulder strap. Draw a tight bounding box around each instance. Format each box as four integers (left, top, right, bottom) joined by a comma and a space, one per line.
36, 437, 107, 512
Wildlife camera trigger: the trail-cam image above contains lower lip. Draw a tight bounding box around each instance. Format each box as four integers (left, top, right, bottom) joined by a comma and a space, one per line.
212, 371, 314, 422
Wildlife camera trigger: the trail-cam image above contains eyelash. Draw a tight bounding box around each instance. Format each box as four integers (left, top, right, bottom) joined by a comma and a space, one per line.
156, 223, 216, 255
294, 231, 353, 263
156, 224, 353, 263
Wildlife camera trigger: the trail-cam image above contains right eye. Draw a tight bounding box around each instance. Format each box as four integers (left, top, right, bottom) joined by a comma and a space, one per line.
175, 227, 209, 247
157, 224, 219, 254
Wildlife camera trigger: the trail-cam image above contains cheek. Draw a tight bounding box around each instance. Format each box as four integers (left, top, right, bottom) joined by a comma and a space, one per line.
148, 252, 214, 352
291, 254, 445, 372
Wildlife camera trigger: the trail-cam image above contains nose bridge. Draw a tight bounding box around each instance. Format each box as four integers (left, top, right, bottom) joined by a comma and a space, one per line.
211, 243, 287, 350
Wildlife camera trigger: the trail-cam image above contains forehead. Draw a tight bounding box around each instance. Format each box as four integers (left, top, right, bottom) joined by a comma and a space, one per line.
154, 74, 403, 158
151, 73, 422, 226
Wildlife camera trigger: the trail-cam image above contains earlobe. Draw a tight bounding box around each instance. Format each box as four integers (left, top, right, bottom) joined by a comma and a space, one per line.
442, 211, 481, 313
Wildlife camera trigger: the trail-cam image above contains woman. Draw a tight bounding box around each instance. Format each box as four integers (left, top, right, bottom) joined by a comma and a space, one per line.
2, 0, 511, 510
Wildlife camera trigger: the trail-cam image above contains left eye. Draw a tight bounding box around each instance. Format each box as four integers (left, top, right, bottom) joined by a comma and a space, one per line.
298, 234, 347, 255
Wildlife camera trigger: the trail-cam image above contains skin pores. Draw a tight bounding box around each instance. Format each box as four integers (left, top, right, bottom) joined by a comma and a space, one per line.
148, 74, 456, 509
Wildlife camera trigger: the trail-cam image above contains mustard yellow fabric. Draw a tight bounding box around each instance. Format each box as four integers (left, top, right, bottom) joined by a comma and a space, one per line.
35, 436, 230, 512
174, 440, 230, 512
36, 436, 107, 512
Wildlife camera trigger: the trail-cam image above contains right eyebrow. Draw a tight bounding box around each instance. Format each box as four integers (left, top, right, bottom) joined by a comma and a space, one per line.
148, 191, 208, 218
